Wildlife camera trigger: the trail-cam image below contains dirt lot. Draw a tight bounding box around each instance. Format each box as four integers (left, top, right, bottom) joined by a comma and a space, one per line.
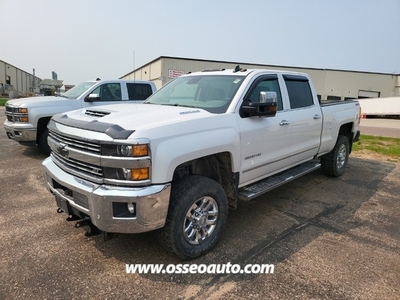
0, 108, 399, 299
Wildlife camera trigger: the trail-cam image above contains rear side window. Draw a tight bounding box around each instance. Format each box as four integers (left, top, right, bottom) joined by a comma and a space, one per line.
284, 75, 314, 109
127, 83, 153, 100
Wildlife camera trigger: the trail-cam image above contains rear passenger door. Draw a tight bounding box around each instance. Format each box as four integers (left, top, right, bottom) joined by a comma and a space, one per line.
127, 83, 154, 102
283, 75, 322, 164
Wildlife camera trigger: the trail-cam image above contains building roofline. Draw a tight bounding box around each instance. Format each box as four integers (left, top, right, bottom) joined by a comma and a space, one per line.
0, 59, 41, 80
120, 55, 399, 77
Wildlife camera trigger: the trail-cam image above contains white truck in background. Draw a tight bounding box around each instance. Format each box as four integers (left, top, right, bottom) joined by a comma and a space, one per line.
42, 67, 361, 259
4, 79, 157, 153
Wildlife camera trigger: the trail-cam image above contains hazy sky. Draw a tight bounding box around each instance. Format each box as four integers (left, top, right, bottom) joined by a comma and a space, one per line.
1, 0, 399, 85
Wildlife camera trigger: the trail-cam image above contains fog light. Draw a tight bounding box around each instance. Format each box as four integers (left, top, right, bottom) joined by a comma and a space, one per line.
127, 202, 135, 214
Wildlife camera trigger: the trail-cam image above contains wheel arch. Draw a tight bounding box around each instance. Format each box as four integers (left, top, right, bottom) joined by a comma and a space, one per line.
338, 122, 353, 153
36, 116, 51, 142
172, 152, 239, 209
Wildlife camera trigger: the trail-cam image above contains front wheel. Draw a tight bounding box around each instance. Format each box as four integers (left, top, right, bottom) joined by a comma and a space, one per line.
38, 128, 51, 155
157, 175, 228, 259
321, 135, 349, 177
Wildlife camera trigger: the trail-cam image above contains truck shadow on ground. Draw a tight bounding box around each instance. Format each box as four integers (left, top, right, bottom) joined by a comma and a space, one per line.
22, 145, 49, 161
85, 157, 397, 285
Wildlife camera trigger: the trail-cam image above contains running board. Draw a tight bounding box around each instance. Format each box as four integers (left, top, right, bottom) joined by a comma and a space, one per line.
238, 160, 321, 201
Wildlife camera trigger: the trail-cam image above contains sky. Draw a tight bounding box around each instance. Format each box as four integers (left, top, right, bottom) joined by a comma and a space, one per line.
1, 0, 399, 85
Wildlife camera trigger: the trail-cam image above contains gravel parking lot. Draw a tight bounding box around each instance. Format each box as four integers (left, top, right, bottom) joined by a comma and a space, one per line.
0, 107, 399, 299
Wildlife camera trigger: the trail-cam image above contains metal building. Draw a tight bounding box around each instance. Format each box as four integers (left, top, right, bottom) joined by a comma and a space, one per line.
121, 56, 400, 100
0, 60, 41, 97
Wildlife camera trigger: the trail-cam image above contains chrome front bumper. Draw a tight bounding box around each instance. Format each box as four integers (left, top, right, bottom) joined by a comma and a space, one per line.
42, 157, 171, 233
4, 121, 37, 143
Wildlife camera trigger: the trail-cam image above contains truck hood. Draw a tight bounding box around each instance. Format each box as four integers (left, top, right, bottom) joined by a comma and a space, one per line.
53, 103, 217, 138
6, 96, 77, 108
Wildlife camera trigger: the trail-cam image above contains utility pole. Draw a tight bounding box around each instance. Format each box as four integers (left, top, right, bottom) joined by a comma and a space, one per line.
133, 51, 135, 81
32, 68, 35, 92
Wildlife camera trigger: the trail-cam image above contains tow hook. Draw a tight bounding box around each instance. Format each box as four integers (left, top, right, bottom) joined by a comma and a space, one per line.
66, 215, 81, 222
75, 219, 101, 237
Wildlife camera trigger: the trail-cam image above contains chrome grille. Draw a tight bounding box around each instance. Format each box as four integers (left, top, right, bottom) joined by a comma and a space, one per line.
49, 128, 101, 154
5, 105, 16, 122
49, 129, 103, 183
51, 151, 103, 183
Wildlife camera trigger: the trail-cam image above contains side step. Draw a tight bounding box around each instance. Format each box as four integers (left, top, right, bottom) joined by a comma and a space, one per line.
238, 160, 321, 201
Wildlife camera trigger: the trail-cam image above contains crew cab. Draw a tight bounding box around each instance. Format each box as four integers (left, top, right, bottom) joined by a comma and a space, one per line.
42, 67, 361, 259
4, 79, 156, 153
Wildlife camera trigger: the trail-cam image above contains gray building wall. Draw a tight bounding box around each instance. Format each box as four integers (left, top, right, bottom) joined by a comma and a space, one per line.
121, 56, 400, 100
0, 60, 41, 96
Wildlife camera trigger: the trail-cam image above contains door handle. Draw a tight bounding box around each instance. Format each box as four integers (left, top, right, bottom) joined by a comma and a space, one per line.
279, 120, 290, 126
313, 114, 322, 119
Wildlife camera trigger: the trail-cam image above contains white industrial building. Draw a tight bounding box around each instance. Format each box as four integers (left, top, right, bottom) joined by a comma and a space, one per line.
121, 56, 400, 101
0, 60, 41, 97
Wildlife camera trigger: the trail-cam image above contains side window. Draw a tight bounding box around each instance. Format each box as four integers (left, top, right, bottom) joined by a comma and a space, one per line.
127, 83, 153, 100
247, 78, 283, 111
284, 76, 314, 109
92, 83, 122, 101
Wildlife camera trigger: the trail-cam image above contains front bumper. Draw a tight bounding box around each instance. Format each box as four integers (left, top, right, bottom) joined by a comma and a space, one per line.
42, 157, 171, 233
4, 120, 37, 144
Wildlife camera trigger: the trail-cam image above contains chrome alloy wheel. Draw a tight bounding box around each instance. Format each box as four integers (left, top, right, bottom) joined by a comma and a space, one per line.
183, 196, 219, 245
336, 143, 347, 170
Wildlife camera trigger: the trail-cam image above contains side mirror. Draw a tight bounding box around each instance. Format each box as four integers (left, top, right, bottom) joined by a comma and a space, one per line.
242, 91, 277, 117
85, 93, 100, 102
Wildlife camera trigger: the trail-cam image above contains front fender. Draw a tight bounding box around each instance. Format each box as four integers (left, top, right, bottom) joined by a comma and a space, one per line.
150, 125, 240, 183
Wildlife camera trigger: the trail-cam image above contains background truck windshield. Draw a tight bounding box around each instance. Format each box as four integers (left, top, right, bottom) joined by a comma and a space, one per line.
62, 82, 96, 99
145, 75, 245, 113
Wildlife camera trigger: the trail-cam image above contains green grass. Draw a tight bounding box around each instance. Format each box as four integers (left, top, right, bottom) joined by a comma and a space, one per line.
0, 99, 8, 106
353, 135, 400, 159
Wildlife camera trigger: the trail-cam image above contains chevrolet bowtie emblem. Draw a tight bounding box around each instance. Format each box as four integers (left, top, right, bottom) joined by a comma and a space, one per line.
57, 142, 69, 157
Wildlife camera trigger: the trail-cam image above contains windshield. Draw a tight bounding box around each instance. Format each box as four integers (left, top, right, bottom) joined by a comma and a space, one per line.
144, 75, 245, 114
61, 81, 97, 99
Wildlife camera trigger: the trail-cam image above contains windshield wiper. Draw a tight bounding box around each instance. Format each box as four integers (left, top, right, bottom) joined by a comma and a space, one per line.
55, 93, 69, 98
171, 103, 195, 108
144, 103, 195, 108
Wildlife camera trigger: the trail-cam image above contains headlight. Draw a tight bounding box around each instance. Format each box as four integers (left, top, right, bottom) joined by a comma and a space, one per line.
18, 108, 28, 114
117, 145, 132, 156
103, 167, 150, 181
102, 143, 149, 157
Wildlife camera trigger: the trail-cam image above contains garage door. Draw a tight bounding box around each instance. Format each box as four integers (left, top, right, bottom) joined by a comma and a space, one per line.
358, 90, 380, 98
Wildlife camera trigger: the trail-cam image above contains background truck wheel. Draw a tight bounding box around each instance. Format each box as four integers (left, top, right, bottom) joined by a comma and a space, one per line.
38, 128, 51, 155
321, 135, 349, 177
157, 175, 228, 260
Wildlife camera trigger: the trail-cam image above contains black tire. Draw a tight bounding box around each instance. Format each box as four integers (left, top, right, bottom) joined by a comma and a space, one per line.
38, 128, 51, 155
157, 175, 228, 260
321, 135, 349, 177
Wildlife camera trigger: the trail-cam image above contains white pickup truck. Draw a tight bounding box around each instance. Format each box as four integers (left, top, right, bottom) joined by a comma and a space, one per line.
4, 79, 156, 153
42, 67, 361, 259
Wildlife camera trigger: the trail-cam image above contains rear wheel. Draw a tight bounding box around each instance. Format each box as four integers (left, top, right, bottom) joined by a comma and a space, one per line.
157, 175, 228, 259
321, 135, 349, 177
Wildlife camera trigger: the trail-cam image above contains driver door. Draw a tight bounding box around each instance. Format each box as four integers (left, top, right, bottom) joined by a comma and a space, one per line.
82, 83, 122, 107
237, 75, 292, 186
